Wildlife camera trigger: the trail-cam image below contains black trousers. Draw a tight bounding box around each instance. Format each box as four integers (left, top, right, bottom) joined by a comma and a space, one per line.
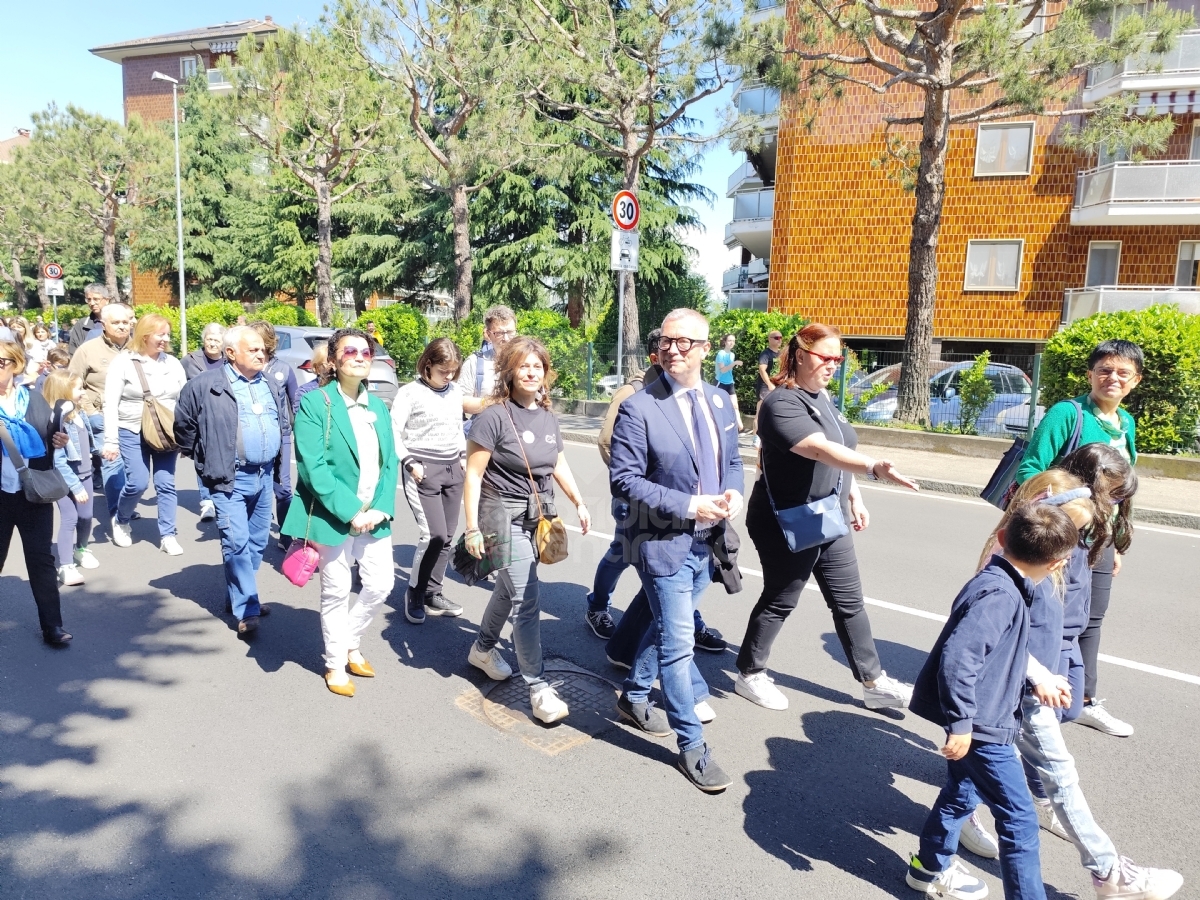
402, 457, 464, 597
738, 481, 882, 683
1079, 542, 1116, 700
0, 489, 63, 633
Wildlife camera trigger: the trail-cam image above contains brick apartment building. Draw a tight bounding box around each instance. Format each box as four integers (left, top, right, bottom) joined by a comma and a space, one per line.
723, 1, 1200, 355
90, 19, 277, 306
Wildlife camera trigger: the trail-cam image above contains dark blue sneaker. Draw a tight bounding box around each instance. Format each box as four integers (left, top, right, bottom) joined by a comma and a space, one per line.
585, 608, 616, 639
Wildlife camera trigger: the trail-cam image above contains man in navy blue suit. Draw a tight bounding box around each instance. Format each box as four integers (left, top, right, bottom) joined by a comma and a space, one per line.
608, 308, 745, 791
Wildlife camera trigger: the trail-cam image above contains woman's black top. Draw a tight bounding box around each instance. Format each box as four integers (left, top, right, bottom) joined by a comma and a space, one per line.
468, 399, 562, 500
755, 386, 857, 518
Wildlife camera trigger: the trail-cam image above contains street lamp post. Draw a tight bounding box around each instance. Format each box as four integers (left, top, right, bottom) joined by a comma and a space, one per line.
151, 71, 187, 353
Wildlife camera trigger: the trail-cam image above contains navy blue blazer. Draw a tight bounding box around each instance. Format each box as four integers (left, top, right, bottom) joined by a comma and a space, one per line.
609, 373, 745, 577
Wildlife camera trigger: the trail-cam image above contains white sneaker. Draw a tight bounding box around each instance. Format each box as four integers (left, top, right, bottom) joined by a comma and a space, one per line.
695, 700, 716, 723
1035, 798, 1070, 842
864, 670, 913, 709
160, 536, 184, 556
735, 671, 789, 710
468, 644, 513, 681
530, 684, 569, 723
907, 857, 988, 898
111, 518, 132, 548
1078, 701, 1134, 737
73, 547, 100, 569
199, 500, 216, 521
1093, 856, 1184, 900
57, 564, 84, 586
958, 808, 999, 859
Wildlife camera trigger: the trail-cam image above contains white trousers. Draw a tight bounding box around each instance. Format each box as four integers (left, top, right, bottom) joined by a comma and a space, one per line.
317, 532, 395, 671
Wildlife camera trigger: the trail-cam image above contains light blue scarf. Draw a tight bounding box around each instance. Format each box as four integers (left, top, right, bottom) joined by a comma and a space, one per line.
0, 387, 47, 463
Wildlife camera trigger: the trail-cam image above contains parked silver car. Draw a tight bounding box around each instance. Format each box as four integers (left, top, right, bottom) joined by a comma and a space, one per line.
273, 326, 399, 409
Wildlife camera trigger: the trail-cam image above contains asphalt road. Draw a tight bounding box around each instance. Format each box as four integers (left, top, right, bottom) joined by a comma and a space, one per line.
0, 441, 1197, 900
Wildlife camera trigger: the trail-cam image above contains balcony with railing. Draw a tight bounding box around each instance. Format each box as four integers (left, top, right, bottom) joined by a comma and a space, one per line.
724, 189, 775, 257
1063, 285, 1200, 322
747, 0, 783, 25
726, 160, 765, 196
1071, 160, 1200, 225
1083, 31, 1200, 104
726, 288, 770, 310
207, 68, 237, 93
735, 83, 781, 128
722, 265, 748, 292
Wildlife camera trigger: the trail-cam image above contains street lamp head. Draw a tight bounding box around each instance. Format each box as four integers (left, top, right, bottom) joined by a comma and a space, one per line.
150, 71, 179, 85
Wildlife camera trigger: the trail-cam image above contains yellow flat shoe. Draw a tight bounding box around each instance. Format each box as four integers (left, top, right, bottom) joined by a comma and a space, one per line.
325, 670, 355, 697
347, 656, 375, 678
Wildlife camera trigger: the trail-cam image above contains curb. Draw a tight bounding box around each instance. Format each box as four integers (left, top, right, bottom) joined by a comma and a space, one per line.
562, 430, 1200, 532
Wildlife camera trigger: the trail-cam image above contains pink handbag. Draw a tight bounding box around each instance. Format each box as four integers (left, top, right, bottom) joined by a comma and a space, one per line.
282, 540, 320, 587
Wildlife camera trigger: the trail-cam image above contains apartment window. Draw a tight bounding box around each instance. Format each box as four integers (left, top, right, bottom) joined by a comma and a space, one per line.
180, 56, 199, 79
1191, 122, 1200, 160
964, 240, 1023, 291
1176, 241, 1200, 287
1097, 144, 1129, 167
974, 123, 1034, 176
1085, 241, 1121, 287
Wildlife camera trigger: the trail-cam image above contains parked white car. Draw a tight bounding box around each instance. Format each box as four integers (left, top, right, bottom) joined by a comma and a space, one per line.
995, 400, 1046, 436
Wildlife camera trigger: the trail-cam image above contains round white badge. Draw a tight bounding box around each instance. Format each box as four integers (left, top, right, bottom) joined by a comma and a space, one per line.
712, 394, 724, 409
522, 430, 535, 444
275, 371, 284, 380
250, 403, 264, 415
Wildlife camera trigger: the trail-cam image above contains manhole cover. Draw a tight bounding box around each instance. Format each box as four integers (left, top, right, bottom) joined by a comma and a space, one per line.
456, 660, 621, 756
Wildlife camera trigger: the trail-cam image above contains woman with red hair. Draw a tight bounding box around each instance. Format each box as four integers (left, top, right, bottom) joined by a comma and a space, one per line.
736, 323, 920, 713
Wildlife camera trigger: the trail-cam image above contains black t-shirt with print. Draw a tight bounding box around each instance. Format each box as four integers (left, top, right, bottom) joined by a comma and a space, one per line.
468, 399, 563, 499
757, 386, 858, 512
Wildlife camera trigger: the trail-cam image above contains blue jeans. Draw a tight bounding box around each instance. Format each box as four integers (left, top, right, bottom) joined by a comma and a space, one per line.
197, 476, 212, 505
608, 588, 711, 707
90, 413, 125, 518
116, 427, 178, 537
274, 439, 293, 534
589, 536, 629, 613
919, 740, 1045, 900
1017, 693, 1118, 878
476, 521, 548, 691
212, 464, 274, 620
623, 539, 713, 753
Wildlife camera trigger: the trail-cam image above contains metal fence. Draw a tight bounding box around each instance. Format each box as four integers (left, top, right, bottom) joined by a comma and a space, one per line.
832, 350, 1042, 438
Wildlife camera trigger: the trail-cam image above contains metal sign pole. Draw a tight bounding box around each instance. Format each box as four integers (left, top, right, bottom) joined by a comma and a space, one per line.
616, 273, 624, 385
53, 296, 59, 337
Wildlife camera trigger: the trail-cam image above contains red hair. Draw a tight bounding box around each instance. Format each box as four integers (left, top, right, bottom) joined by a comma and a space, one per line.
774, 323, 843, 387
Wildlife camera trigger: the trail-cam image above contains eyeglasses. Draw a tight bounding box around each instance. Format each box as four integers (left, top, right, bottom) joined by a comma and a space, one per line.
0, 358, 14, 369
488, 329, 516, 340
1092, 366, 1138, 382
339, 346, 373, 361
658, 336, 706, 353
803, 348, 845, 366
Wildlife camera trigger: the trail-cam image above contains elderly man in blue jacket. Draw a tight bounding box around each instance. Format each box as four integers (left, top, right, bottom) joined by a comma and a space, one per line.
608, 308, 744, 792
174, 326, 288, 638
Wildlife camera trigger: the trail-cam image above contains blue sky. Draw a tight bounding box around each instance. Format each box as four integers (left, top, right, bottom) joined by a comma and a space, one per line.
1, 1, 739, 299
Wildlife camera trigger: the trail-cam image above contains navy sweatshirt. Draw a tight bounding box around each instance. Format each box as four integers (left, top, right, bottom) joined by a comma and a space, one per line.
1028, 578, 1065, 676
911, 556, 1036, 745
1059, 546, 1091, 646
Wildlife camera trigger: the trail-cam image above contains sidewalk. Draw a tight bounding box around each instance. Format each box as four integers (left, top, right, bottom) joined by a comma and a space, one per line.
556, 414, 1200, 530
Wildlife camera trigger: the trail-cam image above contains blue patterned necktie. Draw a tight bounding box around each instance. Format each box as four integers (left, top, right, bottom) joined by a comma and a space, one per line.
687, 389, 719, 496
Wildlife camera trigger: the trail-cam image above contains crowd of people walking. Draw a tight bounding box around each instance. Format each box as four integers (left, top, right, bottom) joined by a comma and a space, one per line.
0, 294, 1182, 899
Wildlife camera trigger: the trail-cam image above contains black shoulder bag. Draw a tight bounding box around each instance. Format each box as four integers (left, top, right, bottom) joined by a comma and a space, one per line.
0, 422, 69, 504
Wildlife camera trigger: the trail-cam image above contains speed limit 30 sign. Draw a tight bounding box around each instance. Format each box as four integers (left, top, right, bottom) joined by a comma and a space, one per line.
612, 190, 640, 231
43, 263, 63, 280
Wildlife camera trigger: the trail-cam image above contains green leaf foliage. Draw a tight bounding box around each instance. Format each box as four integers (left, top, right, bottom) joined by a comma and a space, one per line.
354, 305, 428, 379
134, 304, 182, 356
957, 351, 997, 436
255, 299, 319, 328
705, 309, 808, 413
1041, 305, 1200, 454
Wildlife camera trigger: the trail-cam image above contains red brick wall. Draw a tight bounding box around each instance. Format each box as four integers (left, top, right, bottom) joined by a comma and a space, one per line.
121, 52, 211, 124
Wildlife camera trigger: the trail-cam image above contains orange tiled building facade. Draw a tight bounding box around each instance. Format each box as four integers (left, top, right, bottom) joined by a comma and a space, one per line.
90, 19, 277, 306
724, 2, 1200, 349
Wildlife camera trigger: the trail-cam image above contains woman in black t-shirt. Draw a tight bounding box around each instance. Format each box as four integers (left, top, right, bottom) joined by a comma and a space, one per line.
462, 336, 590, 724
736, 324, 919, 714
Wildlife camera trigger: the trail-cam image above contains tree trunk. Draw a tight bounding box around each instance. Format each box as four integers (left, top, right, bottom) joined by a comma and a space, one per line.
619, 156, 641, 366
566, 224, 585, 328
450, 182, 473, 322
895, 85, 951, 426
314, 179, 334, 327
34, 238, 48, 312
102, 211, 120, 302
10, 256, 29, 311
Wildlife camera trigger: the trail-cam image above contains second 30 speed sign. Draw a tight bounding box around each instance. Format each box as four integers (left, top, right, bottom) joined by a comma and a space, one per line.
611, 190, 640, 231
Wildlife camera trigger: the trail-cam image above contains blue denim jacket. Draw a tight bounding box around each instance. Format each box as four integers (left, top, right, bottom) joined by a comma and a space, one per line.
52, 417, 94, 494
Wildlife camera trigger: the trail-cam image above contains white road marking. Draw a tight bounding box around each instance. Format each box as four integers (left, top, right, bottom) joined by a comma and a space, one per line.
563, 523, 1200, 686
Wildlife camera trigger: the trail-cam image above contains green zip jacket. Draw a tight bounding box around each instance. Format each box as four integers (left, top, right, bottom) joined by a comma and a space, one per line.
282, 382, 398, 546
1015, 394, 1137, 485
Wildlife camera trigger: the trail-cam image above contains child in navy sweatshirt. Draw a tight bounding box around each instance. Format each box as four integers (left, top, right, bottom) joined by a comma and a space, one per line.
906, 503, 1079, 900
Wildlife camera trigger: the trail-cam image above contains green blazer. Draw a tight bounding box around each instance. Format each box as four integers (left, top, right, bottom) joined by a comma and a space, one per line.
282, 382, 398, 546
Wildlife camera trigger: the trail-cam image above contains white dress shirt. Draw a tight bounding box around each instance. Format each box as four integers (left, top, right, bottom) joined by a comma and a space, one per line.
663, 373, 722, 524
338, 384, 380, 506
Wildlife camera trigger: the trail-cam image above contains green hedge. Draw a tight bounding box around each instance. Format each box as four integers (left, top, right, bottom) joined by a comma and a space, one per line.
1042, 304, 1200, 454
133, 304, 182, 355
183, 301, 245, 353
354, 305, 427, 379
255, 299, 318, 329
705, 309, 809, 414
35, 304, 90, 333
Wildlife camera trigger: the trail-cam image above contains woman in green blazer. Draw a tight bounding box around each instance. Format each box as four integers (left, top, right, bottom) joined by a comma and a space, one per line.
283, 328, 398, 697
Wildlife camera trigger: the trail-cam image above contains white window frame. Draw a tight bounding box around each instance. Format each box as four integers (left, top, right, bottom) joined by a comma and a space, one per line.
1085, 240, 1122, 287
1190, 121, 1200, 161
963, 239, 1025, 292
1176, 240, 1200, 286
180, 56, 199, 79
973, 121, 1036, 177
